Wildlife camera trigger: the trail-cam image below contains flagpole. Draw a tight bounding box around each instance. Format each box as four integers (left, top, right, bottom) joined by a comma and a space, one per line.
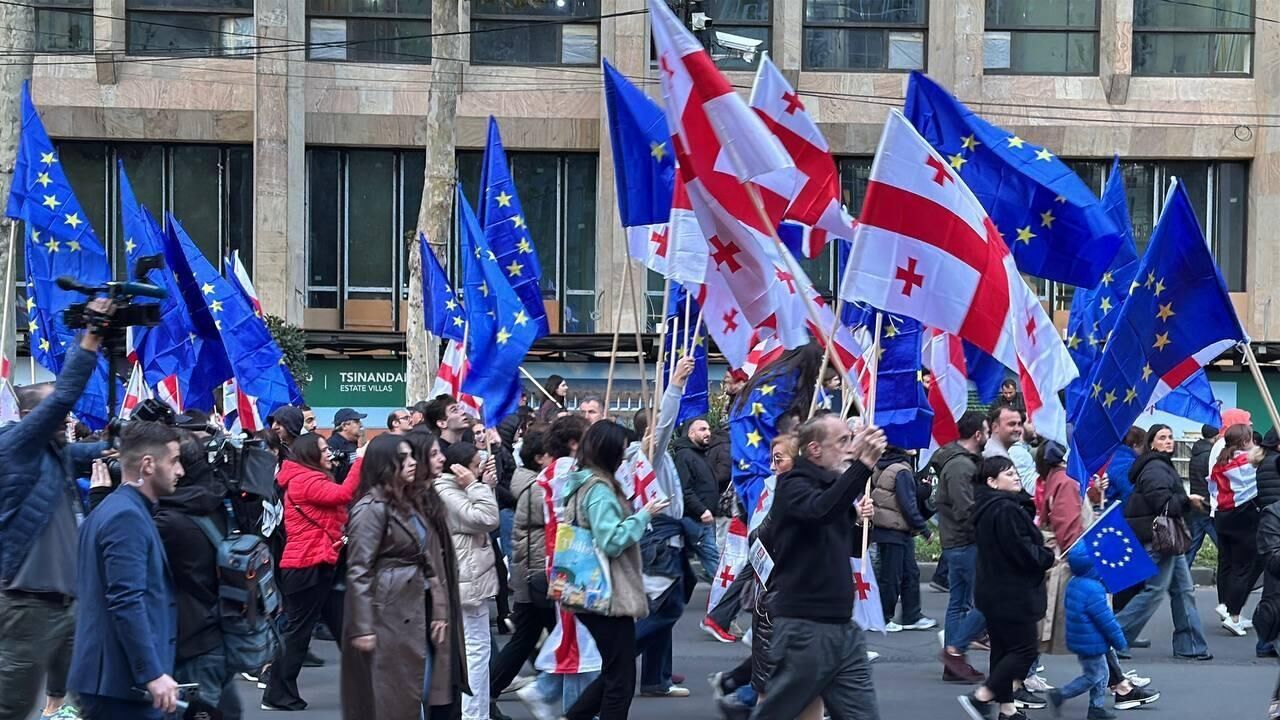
860, 311, 884, 574
681, 287, 693, 359
519, 366, 559, 405
603, 260, 632, 417
668, 304, 682, 389
1243, 341, 1280, 433
807, 296, 843, 420
624, 259, 650, 427
0, 222, 15, 381
650, 277, 672, 458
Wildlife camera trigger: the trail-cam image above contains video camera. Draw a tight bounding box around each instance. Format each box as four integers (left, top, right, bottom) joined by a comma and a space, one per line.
59, 253, 167, 336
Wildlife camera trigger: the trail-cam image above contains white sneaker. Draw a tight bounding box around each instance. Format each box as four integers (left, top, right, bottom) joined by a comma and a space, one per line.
867, 650, 880, 663
885, 622, 904, 633
903, 617, 939, 631
1216, 604, 1230, 622
1222, 617, 1248, 637
501, 674, 535, 696
1025, 674, 1054, 692
516, 683, 557, 720
1243, 618, 1256, 630
1122, 669, 1151, 688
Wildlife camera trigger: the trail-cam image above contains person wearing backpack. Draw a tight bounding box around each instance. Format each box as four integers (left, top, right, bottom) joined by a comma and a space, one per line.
154, 432, 246, 718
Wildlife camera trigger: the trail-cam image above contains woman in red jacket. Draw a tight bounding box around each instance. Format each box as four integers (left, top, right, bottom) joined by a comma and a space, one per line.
262, 433, 363, 711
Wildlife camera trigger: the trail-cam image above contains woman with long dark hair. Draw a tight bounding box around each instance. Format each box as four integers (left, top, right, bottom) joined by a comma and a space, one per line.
1211, 423, 1265, 636
1116, 424, 1211, 660
560, 421, 669, 720
536, 375, 569, 424
341, 434, 433, 719
262, 433, 362, 711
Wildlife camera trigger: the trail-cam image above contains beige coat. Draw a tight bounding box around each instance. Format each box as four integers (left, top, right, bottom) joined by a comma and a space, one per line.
510, 467, 547, 605
434, 475, 500, 608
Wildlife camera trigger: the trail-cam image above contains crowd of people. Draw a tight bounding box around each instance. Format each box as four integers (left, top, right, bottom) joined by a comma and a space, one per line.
1, 321, 1277, 720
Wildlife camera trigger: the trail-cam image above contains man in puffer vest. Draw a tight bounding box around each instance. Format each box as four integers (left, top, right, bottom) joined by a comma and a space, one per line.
870, 446, 936, 633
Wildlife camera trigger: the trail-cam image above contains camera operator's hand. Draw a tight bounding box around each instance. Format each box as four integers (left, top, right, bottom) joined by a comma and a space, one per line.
145, 674, 179, 714
79, 298, 116, 352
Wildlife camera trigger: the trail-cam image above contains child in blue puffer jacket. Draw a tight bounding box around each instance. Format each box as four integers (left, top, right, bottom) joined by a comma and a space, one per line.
1049, 544, 1129, 720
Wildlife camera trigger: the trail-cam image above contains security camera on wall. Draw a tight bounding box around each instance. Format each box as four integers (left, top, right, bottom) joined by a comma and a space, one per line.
715, 30, 763, 63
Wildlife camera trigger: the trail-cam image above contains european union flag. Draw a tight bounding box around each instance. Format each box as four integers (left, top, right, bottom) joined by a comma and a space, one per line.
1068, 180, 1246, 484
730, 364, 799, 520
420, 232, 465, 343
479, 118, 549, 338
664, 283, 709, 426
904, 72, 1123, 287
459, 187, 538, 426
1066, 159, 1219, 427
1073, 503, 1158, 594
161, 214, 299, 425
602, 59, 675, 227
6, 81, 113, 428
843, 303, 934, 450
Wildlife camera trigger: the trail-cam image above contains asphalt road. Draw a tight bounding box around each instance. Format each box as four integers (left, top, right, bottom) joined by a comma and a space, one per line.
243, 584, 1276, 719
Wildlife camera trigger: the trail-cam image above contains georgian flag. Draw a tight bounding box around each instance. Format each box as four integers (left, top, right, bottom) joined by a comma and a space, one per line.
706, 518, 749, 614
749, 55, 856, 258
536, 457, 603, 675
156, 374, 183, 413
120, 362, 152, 419
922, 328, 968, 448
838, 111, 1076, 444
852, 557, 886, 633
229, 250, 263, 317
618, 450, 666, 510
628, 173, 708, 284
431, 339, 482, 417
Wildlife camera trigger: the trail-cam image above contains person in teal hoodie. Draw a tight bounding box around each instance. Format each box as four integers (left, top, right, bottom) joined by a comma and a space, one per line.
560, 421, 669, 720
1049, 544, 1130, 720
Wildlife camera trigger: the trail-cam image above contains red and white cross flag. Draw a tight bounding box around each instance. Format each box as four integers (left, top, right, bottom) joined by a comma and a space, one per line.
120, 363, 152, 420
707, 518, 749, 614
749, 55, 856, 258
431, 339, 482, 417
231, 250, 264, 317
922, 328, 968, 449
618, 451, 666, 511
838, 111, 1076, 443
851, 557, 886, 633
156, 374, 183, 414
627, 173, 709, 284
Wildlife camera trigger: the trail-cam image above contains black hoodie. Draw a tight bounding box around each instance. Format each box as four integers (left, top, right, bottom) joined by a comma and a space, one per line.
154, 452, 230, 661
674, 435, 720, 519
973, 486, 1054, 624
1124, 450, 1190, 545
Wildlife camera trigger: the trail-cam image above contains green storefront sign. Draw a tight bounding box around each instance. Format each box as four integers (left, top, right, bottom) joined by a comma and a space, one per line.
306, 358, 407, 408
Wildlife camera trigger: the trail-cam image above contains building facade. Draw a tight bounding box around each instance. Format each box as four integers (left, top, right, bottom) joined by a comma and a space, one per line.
19, 0, 1280, 423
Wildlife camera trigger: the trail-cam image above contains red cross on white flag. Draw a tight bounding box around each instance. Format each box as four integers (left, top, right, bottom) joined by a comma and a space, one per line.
851, 557, 886, 633
838, 110, 1076, 443
706, 518, 749, 615
624, 173, 708, 284
432, 339, 483, 416
120, 362, 152, 420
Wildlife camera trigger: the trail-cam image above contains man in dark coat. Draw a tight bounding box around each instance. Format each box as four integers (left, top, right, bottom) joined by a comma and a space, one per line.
935, 411, 990, 683
674, 418, 720, 583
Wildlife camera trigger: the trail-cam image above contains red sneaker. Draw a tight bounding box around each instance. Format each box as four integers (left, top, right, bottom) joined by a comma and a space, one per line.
700, 617, 738, 643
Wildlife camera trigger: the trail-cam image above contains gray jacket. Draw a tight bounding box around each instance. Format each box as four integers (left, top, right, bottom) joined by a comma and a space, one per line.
935, 441, 982, 550
510, 466, 546, 605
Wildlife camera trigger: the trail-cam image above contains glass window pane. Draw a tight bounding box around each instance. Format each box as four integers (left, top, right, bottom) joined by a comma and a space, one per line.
712, 26, 769, 70
804, 0, 925, 24
986, 0, 1097, 27
128, 0, 252, 10
347, 150, 396, 289
56, 141, 108, 252
804, 28, 885, 70
996, 30, 1096, 73
226, 146, 253, 275
128, 12, 220, 55
839, 157, 873, 215
1162, 161, 1209, 237
401, 150, 425, 286
563, 154, 596, 295
171, 145, 223, 262
35, 10, 92, 53
307, 149, 341, 294
1122, 162, 1158, 254
1215, 162, 1247, 292
561, 24, 597, 64
220, 16, 255, 55
349, 18, 431, 62
887, 30, 924, 69
1135, 31, 1251, 74
707, 0, 772, 22
310, 18, 348, 60
115, 143, 165, 275
563, 294, 596, 333
472, 0, 600, 18
1134, 0, 1252, 30
471, 20, 560, 65
510, 154, 558, 297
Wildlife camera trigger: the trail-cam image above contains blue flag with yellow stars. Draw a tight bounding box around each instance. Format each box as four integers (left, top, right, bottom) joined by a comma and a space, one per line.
459, 187, 538, 426
1067, 180, 1245, 486
161, 213, 300, 424
119, 162, 215, 410
6, 81, 114, 428
602, 59, 675, 227
478, 118, 549, 338
420, 232, 465, 343
904, 72, 1122, 288
729, 366, 799, 522
843, 304, 934, 450
1072, 503, 1157, 594
664, 283, 709, 427
1066, 159, 1220, 428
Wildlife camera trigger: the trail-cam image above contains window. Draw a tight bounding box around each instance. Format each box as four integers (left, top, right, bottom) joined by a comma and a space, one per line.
33, 1, 92, 53
984, 0, 1098, 75
306, 0, 431, 63
16, 141, 253, 288
1133, 0, 1253, 75
457, 150, 600, 332
126, 0, 255, 57
802, 0, 926, 71
471, 0, 599, 66
704, 0, 773, 70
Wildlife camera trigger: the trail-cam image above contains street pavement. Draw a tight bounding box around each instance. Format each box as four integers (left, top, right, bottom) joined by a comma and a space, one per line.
244, 584, 1275, 719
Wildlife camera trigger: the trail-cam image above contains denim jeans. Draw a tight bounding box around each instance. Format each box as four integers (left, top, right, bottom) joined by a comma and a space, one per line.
533, 671, 600, 714
637, 578, 686, 689
175, 649, 243, 720
1114, 548, 1209, 657
942, 545, 986, 650
1059, 654, 1109, 709
499, 508, 516, 563
685, 519, 721, 583
1185, 511, 1219, 569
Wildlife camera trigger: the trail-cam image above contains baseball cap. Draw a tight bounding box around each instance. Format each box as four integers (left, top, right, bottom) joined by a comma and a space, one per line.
333, 408, 368, 426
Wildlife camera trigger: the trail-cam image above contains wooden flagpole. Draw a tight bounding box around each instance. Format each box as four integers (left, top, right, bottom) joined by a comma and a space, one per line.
519, 366, 559, 404
649, 277, 673, 457
602, 260, 633, 416
1243, 342, 1280, 433
624, 260, 650, 426
681, 286, 694, 358
807, 296, 844, 420
860, 312, 884, 574
0, 223, 16, 382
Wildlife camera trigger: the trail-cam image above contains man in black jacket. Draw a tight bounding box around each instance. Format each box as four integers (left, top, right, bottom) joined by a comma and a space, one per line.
1186, 424, 1219, 568
675, 418, 721, 584
752, 414, 882, 720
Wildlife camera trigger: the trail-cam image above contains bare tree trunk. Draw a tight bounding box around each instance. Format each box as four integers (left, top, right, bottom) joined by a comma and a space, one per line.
406, 0, 461, 404
0, 5, 34, 378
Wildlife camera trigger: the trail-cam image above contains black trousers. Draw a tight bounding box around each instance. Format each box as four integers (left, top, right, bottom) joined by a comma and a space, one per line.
877, 542, 922, 624
262, 565, 345, 710
1217, 502, 1265, 615
489, 601, 557, 695
563, 614, 636, 720
985, 621, 1039, 705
